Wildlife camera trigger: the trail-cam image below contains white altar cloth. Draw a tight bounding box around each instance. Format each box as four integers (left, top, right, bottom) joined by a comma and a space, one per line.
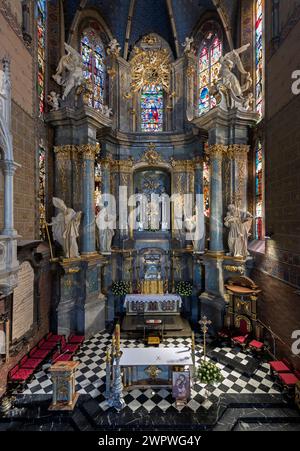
119, 347, 192, 367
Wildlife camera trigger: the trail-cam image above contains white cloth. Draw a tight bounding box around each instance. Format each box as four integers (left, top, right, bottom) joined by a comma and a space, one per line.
119, 347, 192, 367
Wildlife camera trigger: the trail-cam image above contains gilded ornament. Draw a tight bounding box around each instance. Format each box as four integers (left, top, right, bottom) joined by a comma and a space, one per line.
130, 47, 170, 92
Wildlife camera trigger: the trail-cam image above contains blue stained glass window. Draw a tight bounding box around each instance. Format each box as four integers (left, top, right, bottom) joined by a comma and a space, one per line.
141, 84, 164, 132
81, 28, 105, 109
198, 34, 222, 115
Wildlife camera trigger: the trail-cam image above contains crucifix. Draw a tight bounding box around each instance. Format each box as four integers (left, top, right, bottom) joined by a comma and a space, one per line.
199, 316, 212, 361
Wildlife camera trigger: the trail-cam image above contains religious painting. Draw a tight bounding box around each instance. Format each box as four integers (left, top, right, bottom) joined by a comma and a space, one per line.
172, 371, 191, 400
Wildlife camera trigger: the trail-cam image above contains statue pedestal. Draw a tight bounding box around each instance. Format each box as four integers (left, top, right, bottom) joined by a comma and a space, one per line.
52, 254, 107, 338
49, 361, 79, 411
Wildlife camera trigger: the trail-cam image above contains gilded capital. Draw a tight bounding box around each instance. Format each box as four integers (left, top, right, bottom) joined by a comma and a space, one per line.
228, 144, 249, 159
54, 145, 74, 160
193, 156, 204, 167
77, 143, 101, 160
205, 144, 228, 159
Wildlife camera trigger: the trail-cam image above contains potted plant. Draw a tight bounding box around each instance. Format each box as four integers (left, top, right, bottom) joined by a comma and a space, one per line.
195, 360, 223, 400
111, 281, 130, 296
175, 281, 193, 296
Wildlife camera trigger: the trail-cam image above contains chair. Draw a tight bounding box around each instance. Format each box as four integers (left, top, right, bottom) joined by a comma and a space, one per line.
8, 365, 34, 384
61, 336, 80, 354
68, 334, 85, 345
52, 350, 73, 363
38, 337, 58, 351
269, 359, 291, 377
46, 332, 64, 343
249, 339, 265, 355
231, 318, 250, 349
278, 371, 300, 393
19, 355, 43, 370
29, 345, 51, 360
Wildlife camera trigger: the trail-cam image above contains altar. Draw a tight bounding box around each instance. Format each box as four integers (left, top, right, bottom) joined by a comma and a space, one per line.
124, 293, 182, 315
119, 347, 193, 389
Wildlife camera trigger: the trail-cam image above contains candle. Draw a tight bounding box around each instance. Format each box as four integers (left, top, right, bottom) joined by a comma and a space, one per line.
115, 323, 121, 353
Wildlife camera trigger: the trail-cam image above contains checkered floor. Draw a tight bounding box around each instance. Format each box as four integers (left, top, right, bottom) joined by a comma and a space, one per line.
21, 333, 281, 413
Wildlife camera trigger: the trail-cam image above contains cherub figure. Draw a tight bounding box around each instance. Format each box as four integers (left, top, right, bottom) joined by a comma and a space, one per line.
182, 37, 194, 54
47, 91, 60, 111
107, 38, 121, 56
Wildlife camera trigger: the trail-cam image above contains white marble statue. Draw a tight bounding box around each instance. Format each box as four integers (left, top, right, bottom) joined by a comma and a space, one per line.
107, 38, 121, 56
100, 104, 113, 117
47, 91, 60, 111
49, 197, 82, 259
218, 43, 253, 110
95, 207, 115, 255
182, 36, 194, 54
224, 204, 253, 259
184, 214, 198, 251
52, 43, 84, 100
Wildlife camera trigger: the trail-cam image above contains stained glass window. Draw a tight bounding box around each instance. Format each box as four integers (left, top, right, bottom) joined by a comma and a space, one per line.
199, 34, 222, 115
255, 141, 263, 239
203, 160, 210, 217
39, 145, 46, 239
37, 0, 46, 115
255, 0, 264, 118
81, 28, 105, 109
141, 84, 164, 132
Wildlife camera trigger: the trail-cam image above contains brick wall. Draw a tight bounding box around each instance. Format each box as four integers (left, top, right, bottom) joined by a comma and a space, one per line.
251, 1, 300, 367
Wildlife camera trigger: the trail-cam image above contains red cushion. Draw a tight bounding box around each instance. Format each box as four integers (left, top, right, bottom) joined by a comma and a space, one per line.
68, 335, 84, 344
249, 340, 264, 349
21, 358, 43, 369
62, 344, 79, 353
10, 368, 34, 381
232, 335, 247, 344
279, 373, 299, 386
269, 361, 290, 372
30, 349, 50, 359
39, 341, 57, 350
53, 353, 73, 362
47, 335, 64, 343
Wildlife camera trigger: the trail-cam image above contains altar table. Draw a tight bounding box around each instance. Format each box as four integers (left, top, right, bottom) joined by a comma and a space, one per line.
119, 347, 192, 388
124, 294, 182, 315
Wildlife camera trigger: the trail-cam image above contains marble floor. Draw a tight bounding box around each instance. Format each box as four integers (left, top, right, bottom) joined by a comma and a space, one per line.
20, 332, 281, 413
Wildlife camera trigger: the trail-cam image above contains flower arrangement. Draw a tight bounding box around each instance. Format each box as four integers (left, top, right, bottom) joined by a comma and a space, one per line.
175, 281, 193, 296
111, 281, 130, 296
196, 360, 223, 385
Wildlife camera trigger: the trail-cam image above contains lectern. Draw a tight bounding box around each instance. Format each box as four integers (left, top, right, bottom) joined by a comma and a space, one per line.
49, 361, 79, 411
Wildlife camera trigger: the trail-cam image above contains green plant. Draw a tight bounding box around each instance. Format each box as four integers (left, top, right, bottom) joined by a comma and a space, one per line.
111, 281, 130, 296
175, 281, 193, 296
196, 360, 223, 385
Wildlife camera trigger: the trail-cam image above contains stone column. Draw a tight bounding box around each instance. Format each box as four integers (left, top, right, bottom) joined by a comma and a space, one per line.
206, 145, 227, 253
79, 144, 99, 255
230, 144, 250, 213
194, 156, 205, 252
2, 161, 17, 235
54, 145, 73, 206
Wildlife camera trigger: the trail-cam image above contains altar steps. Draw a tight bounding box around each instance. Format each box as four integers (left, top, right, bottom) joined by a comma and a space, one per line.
121, 315, 192, 339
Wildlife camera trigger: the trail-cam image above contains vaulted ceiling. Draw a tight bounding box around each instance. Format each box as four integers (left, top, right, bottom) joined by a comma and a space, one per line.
63, 0, 239, 58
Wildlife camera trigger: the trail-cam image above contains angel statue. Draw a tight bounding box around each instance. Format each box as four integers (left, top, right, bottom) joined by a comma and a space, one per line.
48, 197, 82, 259
107, 38, 121, 57
182, 36, 194, 54
224, 204, 253, 259
52, 43, 84, 100
47, 91, 60, 111
218, 43, 253, 110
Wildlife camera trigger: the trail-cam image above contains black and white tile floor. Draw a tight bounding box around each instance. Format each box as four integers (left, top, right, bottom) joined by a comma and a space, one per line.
21, 333, 280, 413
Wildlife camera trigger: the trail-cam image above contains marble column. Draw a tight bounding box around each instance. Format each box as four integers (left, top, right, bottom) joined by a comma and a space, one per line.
79, 144, 99, 255
206, 145, 227, 253
230, 144, 250, 213
194, 156, 205, 252
2, 161, 17, 235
